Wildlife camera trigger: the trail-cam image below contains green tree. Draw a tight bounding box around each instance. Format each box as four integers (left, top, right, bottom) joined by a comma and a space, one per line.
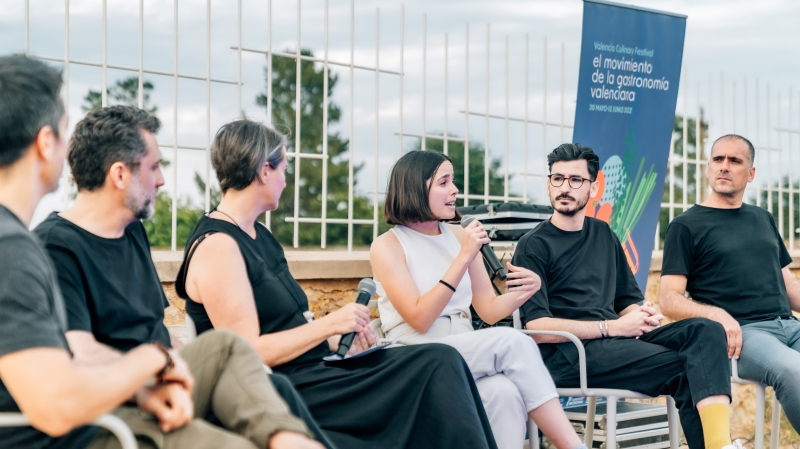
256, 49, 381, 247
82, 77, 157, 114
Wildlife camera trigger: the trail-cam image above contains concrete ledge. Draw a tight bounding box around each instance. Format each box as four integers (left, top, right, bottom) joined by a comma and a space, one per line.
154, 249, 800, 282
152, 249, 374, 282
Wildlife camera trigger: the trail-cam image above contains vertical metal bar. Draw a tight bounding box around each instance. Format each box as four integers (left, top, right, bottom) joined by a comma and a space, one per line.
422, 14, 426, 151
654, 222, 659, 251
756, 78, 760, 208
267, 0, 273, 126
138, 0, 143, 108
523, 33, 529, 203
484, 24, 490, 204
789, 86, 794, 250
293, 0, 301, 248
682, 68, 688, 208
204, 0, 210, 212
443, 33, 448, 156
560, 41, 565, 143
347, 0, 354, 250
669, 136, 675, 222
320, 0, 328, 245
102, 0, 107, 107
171, 0, 178, 251
708, 71, 712, 142
399, 4, 404, 157
62, 0, 70, 209
265, 0, 273, 228
706, 72, 712, 204
543, 37, 547, 200
778, 90, 783, 238
696, 81, 701, 205
237, 0, 242, 117
768, 83, 773, 213
373, 8, 379, 241
503, 36, 509, 202
463, 23, 469, 206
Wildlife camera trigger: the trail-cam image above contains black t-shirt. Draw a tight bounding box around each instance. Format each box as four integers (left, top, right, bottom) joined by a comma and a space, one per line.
0, 205, 99, 449
34, 214, 171, 351
661, 204, 793, 326
512, 217, 643, 326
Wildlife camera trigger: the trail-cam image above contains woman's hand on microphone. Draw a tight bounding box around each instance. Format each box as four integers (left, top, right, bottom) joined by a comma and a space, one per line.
459, 220, 491, 261
322, 302, 371, 336
348, 326, 378, 355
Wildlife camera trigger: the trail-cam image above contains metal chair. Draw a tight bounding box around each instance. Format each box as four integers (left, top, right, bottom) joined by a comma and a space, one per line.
0, 413, 138, 449
512, 309, 681, 449
730, 358, 781, 449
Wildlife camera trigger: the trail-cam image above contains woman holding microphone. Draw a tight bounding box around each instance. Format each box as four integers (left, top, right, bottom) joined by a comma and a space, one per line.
371, 150, 584, 449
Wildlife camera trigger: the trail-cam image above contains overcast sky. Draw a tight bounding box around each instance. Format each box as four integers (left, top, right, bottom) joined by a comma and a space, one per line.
1, 0, 798, 228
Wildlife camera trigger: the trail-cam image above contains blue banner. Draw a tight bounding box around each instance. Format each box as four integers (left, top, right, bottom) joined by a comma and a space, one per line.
573, 0, 686, 289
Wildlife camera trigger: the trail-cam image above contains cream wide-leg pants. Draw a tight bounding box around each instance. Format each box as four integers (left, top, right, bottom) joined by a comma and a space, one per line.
386, 313, 558, 449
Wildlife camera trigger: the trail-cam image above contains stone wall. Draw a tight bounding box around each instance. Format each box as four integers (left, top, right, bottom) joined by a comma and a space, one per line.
156, 249, 800, 447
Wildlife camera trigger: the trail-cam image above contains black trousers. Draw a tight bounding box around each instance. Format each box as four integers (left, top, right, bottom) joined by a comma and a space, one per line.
539, 318, 731, 449
270, 373, 337, 449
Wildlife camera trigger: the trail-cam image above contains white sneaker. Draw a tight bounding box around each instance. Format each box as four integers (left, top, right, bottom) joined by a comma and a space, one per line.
721, 439, 745, 449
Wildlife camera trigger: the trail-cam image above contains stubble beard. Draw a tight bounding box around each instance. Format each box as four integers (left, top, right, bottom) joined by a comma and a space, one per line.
550, 193, 589, 217
125, 180, 156, 220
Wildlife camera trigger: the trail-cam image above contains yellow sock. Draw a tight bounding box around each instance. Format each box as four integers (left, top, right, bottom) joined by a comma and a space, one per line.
698, 403, 732, 449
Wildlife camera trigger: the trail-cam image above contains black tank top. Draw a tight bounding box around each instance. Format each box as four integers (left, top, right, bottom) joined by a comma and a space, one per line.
176, 215, 330, 368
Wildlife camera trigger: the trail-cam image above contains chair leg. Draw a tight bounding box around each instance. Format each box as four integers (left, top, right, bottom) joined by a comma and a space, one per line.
770, 396, 781, 449
755, 385, 765, 449
528, 417, 540, 449
605, 397, 618, 449
666, 396, 680, 449
584, 397, 597, 447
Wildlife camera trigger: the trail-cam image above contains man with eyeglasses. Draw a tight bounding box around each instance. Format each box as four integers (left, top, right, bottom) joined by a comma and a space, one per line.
511, 143, 738, 449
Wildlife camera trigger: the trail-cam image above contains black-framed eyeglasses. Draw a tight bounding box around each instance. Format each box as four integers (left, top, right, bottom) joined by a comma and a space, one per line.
548, 174, 593, 189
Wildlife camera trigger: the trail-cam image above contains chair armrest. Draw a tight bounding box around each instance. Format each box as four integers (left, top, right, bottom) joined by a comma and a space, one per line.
730, 358, 742, 382
516, 329, 590, 396
0, 413, 138, 449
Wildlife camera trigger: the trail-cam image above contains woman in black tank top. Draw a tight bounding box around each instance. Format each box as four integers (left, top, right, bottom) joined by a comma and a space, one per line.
176, 120, 497, 449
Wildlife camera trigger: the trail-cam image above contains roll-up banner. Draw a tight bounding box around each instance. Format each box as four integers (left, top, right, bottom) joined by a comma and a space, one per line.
573, 0, 686, 290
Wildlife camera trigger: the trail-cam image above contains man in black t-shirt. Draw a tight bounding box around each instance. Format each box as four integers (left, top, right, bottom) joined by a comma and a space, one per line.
661, 134, 800, 432
0, 55, 193, 449
33, 106, 327, 449
512, 144, 737, 449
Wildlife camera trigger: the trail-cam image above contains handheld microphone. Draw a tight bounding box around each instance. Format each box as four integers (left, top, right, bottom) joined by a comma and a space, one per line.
326, 278, 377, 361
461, 215, 507, 281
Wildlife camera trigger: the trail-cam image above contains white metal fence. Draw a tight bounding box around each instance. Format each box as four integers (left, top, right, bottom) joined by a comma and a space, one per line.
4, 0, 798, 254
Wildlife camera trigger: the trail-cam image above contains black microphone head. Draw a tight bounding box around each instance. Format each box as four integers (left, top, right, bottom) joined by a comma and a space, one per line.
358, 278, 377, 296
460, 215, 477, 228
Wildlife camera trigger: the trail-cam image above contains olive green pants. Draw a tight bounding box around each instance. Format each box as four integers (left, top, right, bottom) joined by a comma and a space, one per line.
87, 330, 309, 449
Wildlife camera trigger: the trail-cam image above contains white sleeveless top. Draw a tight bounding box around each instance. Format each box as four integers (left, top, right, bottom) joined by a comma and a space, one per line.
376, 222, 473, 339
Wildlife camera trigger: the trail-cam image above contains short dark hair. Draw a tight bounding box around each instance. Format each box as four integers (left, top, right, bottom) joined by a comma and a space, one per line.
546, 143, 600, 181
0, 55, 64, 167
712, 134, 755, 166
68, 106, 160, 191
384, 150, 460, 225
211, 120, 287, 193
